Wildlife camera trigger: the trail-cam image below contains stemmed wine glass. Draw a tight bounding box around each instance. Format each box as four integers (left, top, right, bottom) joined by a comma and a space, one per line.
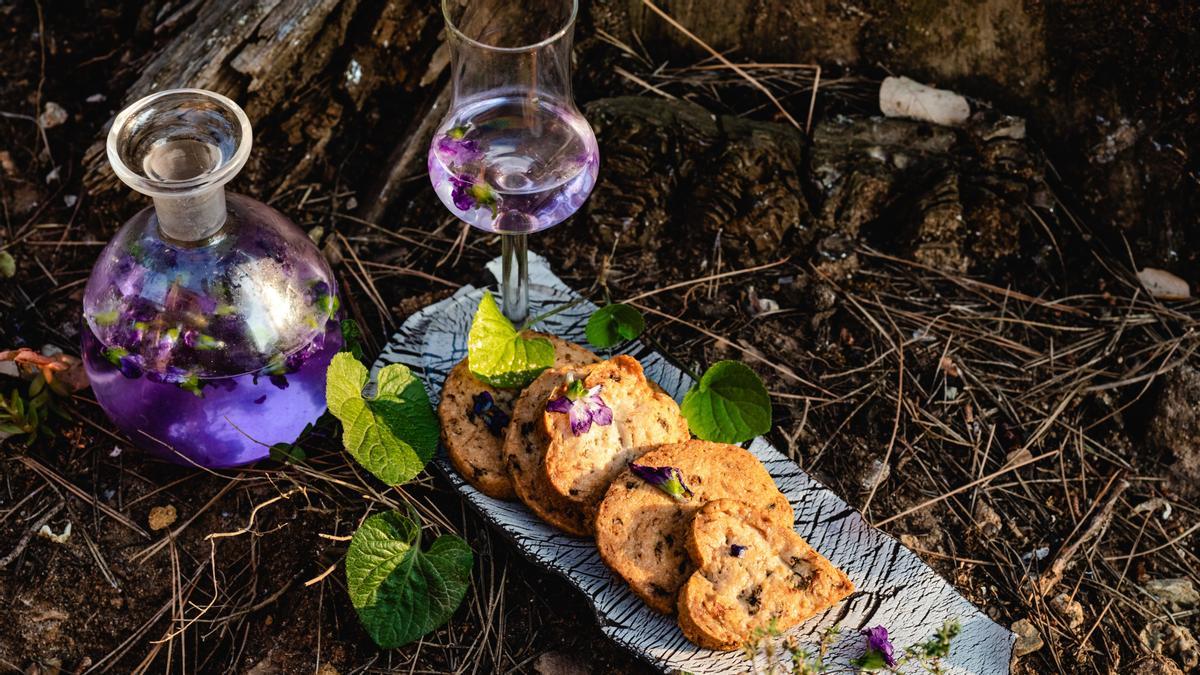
429, 0, 599, 323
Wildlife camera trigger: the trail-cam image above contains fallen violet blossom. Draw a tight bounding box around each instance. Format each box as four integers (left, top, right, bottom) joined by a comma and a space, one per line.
546, 379, 612, 436
628, 462, 693, 502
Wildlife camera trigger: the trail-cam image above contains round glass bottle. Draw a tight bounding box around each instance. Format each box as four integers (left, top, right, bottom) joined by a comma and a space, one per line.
82, 89, 342, 468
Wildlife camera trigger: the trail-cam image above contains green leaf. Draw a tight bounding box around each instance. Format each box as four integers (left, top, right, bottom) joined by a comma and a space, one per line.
326, 352, 439, 485
0, 251, 14, 279
269, 441, 307, 464
852, 650, 889, 671
467, 292, 554, 389
29, 375, 45, 399
680, 360, 772, 444
340, 318, 366, 362
585, 303, 645, 348
345, 509, 473, 649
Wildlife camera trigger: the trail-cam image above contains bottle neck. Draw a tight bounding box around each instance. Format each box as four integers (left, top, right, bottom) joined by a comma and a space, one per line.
153, 186, 227, 242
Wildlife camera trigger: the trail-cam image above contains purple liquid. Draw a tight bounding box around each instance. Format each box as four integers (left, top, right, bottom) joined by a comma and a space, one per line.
428, 95, 599, 233
82, 322, 339, 468
81, 193, 342, 468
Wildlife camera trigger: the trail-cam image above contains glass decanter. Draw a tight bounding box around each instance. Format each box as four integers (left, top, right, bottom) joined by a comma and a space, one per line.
82, 89, 342, 468
429, 0, 599, 322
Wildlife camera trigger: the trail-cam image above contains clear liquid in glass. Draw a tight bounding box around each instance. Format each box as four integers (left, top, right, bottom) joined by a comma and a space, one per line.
428, 94, 599, 234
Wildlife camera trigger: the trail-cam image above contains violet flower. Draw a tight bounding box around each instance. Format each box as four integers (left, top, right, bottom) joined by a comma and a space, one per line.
103, 347, 142, 379
730, 544, 748, 558
143, 365, 204, 396
470, 391, 510, 437
628, 462, 693, 501
546, 379, 612, 436
449, 173, 500, 216
861, 625, 897, 669
435, 126, 481, 164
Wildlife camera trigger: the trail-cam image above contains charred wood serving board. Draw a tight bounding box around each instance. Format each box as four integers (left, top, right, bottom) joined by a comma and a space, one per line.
374, 254, 1013, 674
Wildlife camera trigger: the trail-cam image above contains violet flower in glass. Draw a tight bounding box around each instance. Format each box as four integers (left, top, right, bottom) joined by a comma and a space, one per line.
428, 0, 600, 323
82, 89, 342, 469
546, 379, 612, 436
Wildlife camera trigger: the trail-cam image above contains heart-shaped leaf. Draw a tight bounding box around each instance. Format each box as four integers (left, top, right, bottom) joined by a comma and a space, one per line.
680, 360, 772, 444
467, 292, 554, 388
585, 303, 646, 348
345, 509, 473, 649
326, 353, 439, 485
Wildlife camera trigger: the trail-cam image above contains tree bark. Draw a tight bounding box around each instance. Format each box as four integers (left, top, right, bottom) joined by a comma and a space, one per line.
82, 0, 439, 198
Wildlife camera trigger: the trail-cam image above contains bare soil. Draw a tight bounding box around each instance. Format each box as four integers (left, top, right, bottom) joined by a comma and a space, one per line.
2, 1, 1199, 674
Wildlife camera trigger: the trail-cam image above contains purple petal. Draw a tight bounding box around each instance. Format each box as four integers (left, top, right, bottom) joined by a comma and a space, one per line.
449, 173, 476, 210
485, 408, 510, 437
116, 356, 142, 379
864, 626, 897, 667
473, 391, 495, 416
436, 130, 481, 164
586, 394, 613, 427
629, 462, 674, 487
546, 396, 573, 414
629, 463, 693, 501
569, 402, 593, 435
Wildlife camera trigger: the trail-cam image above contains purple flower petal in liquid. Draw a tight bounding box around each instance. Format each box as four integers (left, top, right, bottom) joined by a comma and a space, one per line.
435, 133, 481, 164
450, 173, 476, 211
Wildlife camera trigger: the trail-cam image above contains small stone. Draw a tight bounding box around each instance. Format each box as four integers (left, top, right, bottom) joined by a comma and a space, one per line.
1049, 593, 1085, 629
149, 504, 177, 531
315, 664, 339, 675
1147, 366, 1200, 499
533, 651, 588, 675
1011, 618, 1044, 657
38, 101, 68, 129
859, 459, 890, 493
973, 499, 1001, 538
0, 150, 15, 176
880, 76, 970, 127
1127, 653, 1185, 675
37, 521, 72, 544
1145, 578, 1199, 612
1020, 546, 1049, 564
1140, 621, 1200, 671
1006, 447, 1034, 467
1137, 268, 1191, 300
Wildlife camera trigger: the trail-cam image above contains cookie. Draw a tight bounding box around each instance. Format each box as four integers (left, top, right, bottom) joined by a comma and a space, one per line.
504, 365, 595, 535
594, 440, 793, 613
439, 332, 596, 499
541, 355, 689, 517
677, 499, 855, 651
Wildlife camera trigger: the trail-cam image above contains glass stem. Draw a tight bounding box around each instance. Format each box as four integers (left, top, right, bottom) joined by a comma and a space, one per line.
501, 233, 529, 324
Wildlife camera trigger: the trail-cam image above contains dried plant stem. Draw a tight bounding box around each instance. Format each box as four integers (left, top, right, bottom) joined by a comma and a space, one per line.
639, 0, 802, 129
